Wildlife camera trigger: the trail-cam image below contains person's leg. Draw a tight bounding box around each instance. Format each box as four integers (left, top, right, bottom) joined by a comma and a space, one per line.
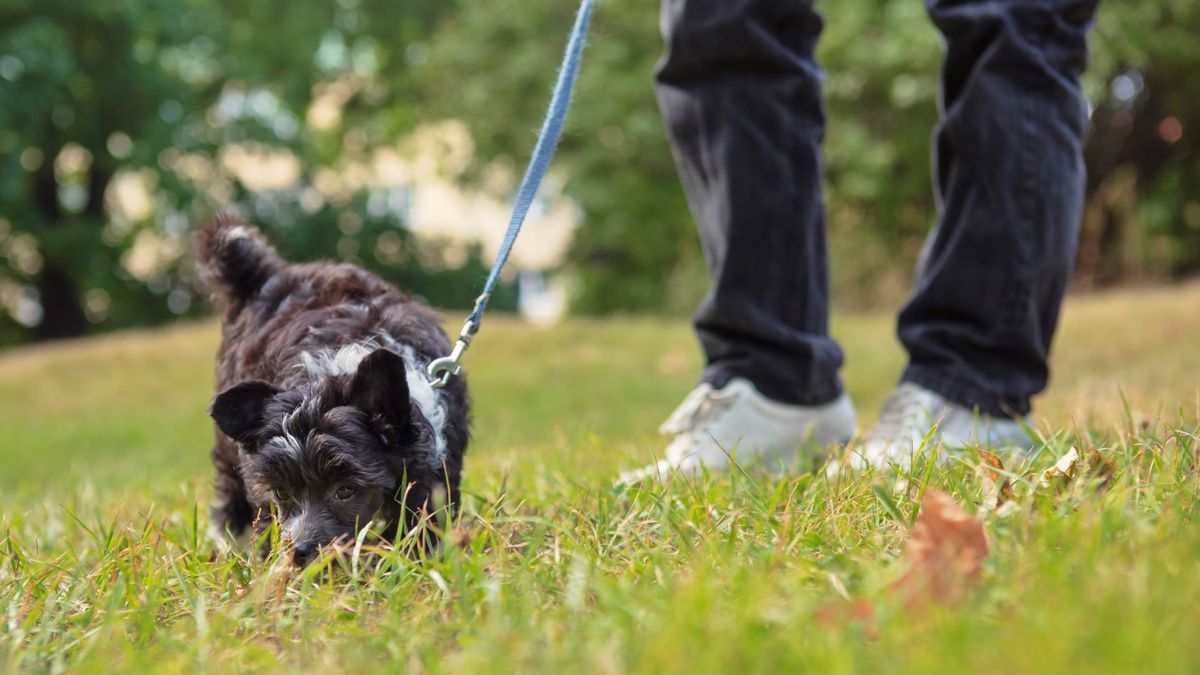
898, 0, 1099, 417
656, 0, 843, 407
625, 0, 852, 481
831, 0, 1100, 472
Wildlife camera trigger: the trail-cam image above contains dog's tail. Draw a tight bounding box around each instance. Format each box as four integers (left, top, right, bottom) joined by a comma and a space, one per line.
193, 215, 285, 309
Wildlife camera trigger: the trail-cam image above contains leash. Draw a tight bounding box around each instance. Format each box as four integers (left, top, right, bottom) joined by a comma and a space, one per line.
427, 0, 596, 388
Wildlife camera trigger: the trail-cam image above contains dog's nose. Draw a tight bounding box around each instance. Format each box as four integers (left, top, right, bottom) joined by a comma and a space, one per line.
292, 540, 317, 566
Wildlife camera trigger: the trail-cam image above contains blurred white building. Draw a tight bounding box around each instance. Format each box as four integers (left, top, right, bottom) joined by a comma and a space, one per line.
105, 116, 579, 324
364, 121, 577, 324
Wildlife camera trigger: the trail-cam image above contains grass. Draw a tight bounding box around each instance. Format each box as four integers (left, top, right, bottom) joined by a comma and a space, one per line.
1, 282, 1199, 673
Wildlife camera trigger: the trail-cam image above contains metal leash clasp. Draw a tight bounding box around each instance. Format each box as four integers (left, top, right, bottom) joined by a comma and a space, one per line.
427, 295, 488, 388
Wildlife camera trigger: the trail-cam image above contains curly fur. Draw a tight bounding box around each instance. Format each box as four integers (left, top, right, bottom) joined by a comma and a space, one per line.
195, 215, 469, 564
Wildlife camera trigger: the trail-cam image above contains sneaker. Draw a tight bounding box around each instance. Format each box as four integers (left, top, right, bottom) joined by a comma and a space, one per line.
828, 382, 1031, 472
619, 378, 856, 483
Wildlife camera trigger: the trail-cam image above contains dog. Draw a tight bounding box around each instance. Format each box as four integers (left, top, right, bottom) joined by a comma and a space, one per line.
194, 215, 469, 566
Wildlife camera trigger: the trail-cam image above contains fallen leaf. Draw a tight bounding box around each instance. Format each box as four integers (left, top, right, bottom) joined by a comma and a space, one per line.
1085, 449, 1116, 493
1039, 446, 1115, 494
975, 449, 1015, 511
976, 449, 1005, 475
891, 490, 990, 611
1039, 446, 1081, 491
816, 490, 989, 632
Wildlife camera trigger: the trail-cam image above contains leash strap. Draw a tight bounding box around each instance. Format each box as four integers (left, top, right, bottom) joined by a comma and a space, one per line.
428, 0, 596, 388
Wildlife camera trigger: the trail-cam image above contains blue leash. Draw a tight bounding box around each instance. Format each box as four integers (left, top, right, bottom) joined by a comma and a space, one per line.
428, 0, 596, 388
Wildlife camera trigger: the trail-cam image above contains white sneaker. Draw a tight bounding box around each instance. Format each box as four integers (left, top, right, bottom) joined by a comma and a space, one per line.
828, 382, 1032, 472
619, 378, 856, 483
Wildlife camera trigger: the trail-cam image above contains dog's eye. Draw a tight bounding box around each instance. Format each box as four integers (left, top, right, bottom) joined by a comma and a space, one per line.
273, 488, 291, 503
333, 486, 357, 501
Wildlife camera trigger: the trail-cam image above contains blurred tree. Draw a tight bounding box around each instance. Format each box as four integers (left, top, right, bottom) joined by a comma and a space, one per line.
0, 0, 517, 347
425, 0, 1200, 314
424, 0, 694, 315
1, 0, 1196, 346
0, 0, 213, 339
1080, 0, 1200, 285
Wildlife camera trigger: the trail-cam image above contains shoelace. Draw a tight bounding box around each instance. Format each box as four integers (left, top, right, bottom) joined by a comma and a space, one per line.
658, 384, 735, 435
867, 383, 943, 443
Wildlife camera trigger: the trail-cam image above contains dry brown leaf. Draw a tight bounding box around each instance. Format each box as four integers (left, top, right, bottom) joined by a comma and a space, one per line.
975, 449, 1015, 510
1085, 449, 1116, 493
815, 490, 989, 632
976, 449, 1005, 475
890, 490, 990, 611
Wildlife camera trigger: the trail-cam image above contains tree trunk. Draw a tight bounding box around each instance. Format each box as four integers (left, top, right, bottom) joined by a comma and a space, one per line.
34, 262, 87, 340
31, 150, 88, 341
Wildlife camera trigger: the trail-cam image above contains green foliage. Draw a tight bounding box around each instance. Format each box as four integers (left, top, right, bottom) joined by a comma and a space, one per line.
424, 0, 695, 314
1082, 0, 1200, 282
1, 0, 1197, 345
426, 0, 1200, 313
0, 0, 221, 342
818, 2, 942, 303
0, 0, 512, 348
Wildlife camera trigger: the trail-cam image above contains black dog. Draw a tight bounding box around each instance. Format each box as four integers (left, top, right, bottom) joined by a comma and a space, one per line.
194, 216, 469, 566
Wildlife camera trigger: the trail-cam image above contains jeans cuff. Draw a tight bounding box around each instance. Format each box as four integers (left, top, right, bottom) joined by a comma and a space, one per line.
901, 364, 1030, 418
702, 364, 843, 407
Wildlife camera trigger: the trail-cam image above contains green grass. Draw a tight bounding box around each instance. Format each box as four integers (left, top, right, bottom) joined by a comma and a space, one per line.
2, 283, 1199, 673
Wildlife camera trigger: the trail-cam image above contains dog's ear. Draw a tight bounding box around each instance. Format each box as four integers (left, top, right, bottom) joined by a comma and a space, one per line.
348, 348, 411, 444
210, 380, 281, 444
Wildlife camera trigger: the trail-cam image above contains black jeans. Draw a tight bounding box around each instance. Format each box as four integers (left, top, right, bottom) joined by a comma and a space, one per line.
656, 0, 1097, 417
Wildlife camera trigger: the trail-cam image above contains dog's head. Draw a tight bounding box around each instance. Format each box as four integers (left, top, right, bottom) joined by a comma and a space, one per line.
210, 348, 433, 566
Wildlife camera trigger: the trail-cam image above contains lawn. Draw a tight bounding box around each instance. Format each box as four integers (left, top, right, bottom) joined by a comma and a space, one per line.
1, 283, 1199, 673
